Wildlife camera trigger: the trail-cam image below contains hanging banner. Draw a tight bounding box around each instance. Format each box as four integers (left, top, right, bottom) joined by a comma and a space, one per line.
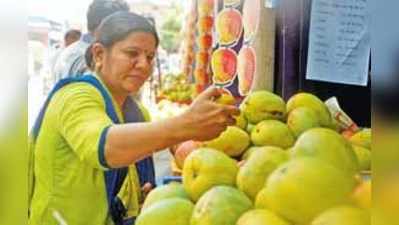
243, 0, 261, 42
215, 8, 243, 46
210, 0, 265, 98
237, 45, 256, 95
211, 47, 238, 85
306, 0, 370, 86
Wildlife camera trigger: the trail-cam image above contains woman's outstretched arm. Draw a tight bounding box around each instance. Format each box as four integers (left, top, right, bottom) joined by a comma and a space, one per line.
104, 87, 239, 168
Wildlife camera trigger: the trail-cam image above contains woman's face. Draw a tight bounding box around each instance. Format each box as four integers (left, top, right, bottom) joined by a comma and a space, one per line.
95, 31, 157, 95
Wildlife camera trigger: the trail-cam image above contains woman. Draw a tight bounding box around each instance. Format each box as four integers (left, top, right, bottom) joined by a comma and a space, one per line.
28, 12, 239, 225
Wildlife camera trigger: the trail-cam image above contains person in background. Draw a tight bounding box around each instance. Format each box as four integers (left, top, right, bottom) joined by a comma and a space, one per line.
49, 29, 82, 81
64, 29, 82, 47
53, 0, 129, 81
29, 12, 239, 225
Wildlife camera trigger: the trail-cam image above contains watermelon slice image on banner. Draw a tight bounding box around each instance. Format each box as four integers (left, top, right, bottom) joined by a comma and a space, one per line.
242, 0, 261, 42
238, 45, 256, 96
223, 0, 241, 7
216, 8, 243, 46
211, 47, 238, 85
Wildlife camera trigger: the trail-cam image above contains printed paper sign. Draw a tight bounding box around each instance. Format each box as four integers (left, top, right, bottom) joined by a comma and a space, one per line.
306, 0, 370, 86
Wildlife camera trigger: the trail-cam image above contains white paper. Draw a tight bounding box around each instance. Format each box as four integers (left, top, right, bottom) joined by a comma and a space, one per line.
306, 0, 370, 86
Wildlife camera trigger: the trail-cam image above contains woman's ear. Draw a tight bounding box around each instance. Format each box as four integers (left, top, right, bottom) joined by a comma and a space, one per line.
91, 43, 105, 71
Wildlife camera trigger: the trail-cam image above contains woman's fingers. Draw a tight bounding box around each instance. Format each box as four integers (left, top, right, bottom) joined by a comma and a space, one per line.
222, 105, 240, 116
207, 102, 240, 117
215, 114, 236, 127
196, 86, 221, 101
185, 89, 242, 141
226, 116, 237, 126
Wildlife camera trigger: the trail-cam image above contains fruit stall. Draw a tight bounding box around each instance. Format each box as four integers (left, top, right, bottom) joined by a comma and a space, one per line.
179, 0, 277, 99
139, 0, 371, 224
156, 73, 193, 105
139, 89, 371, 225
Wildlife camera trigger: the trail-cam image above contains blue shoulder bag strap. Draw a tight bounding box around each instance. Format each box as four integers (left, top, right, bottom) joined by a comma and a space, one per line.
31, 75, 147, 225
120, 98, 156, 225
123, 98, 156, 188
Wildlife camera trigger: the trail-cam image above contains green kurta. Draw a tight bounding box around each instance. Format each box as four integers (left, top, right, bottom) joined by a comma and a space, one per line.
29, 75, 147, 225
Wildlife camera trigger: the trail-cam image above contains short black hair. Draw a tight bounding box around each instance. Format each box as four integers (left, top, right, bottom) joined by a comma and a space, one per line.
86, 0, 130, 33
64, 29, 82, 41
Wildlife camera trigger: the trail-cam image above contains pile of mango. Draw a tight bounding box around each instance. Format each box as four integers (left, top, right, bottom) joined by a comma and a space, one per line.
137, 90, 371, 225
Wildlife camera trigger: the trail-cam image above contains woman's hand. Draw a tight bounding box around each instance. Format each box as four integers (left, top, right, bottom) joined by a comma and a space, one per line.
178, 87, 240, 141
104, 87, 240, 168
